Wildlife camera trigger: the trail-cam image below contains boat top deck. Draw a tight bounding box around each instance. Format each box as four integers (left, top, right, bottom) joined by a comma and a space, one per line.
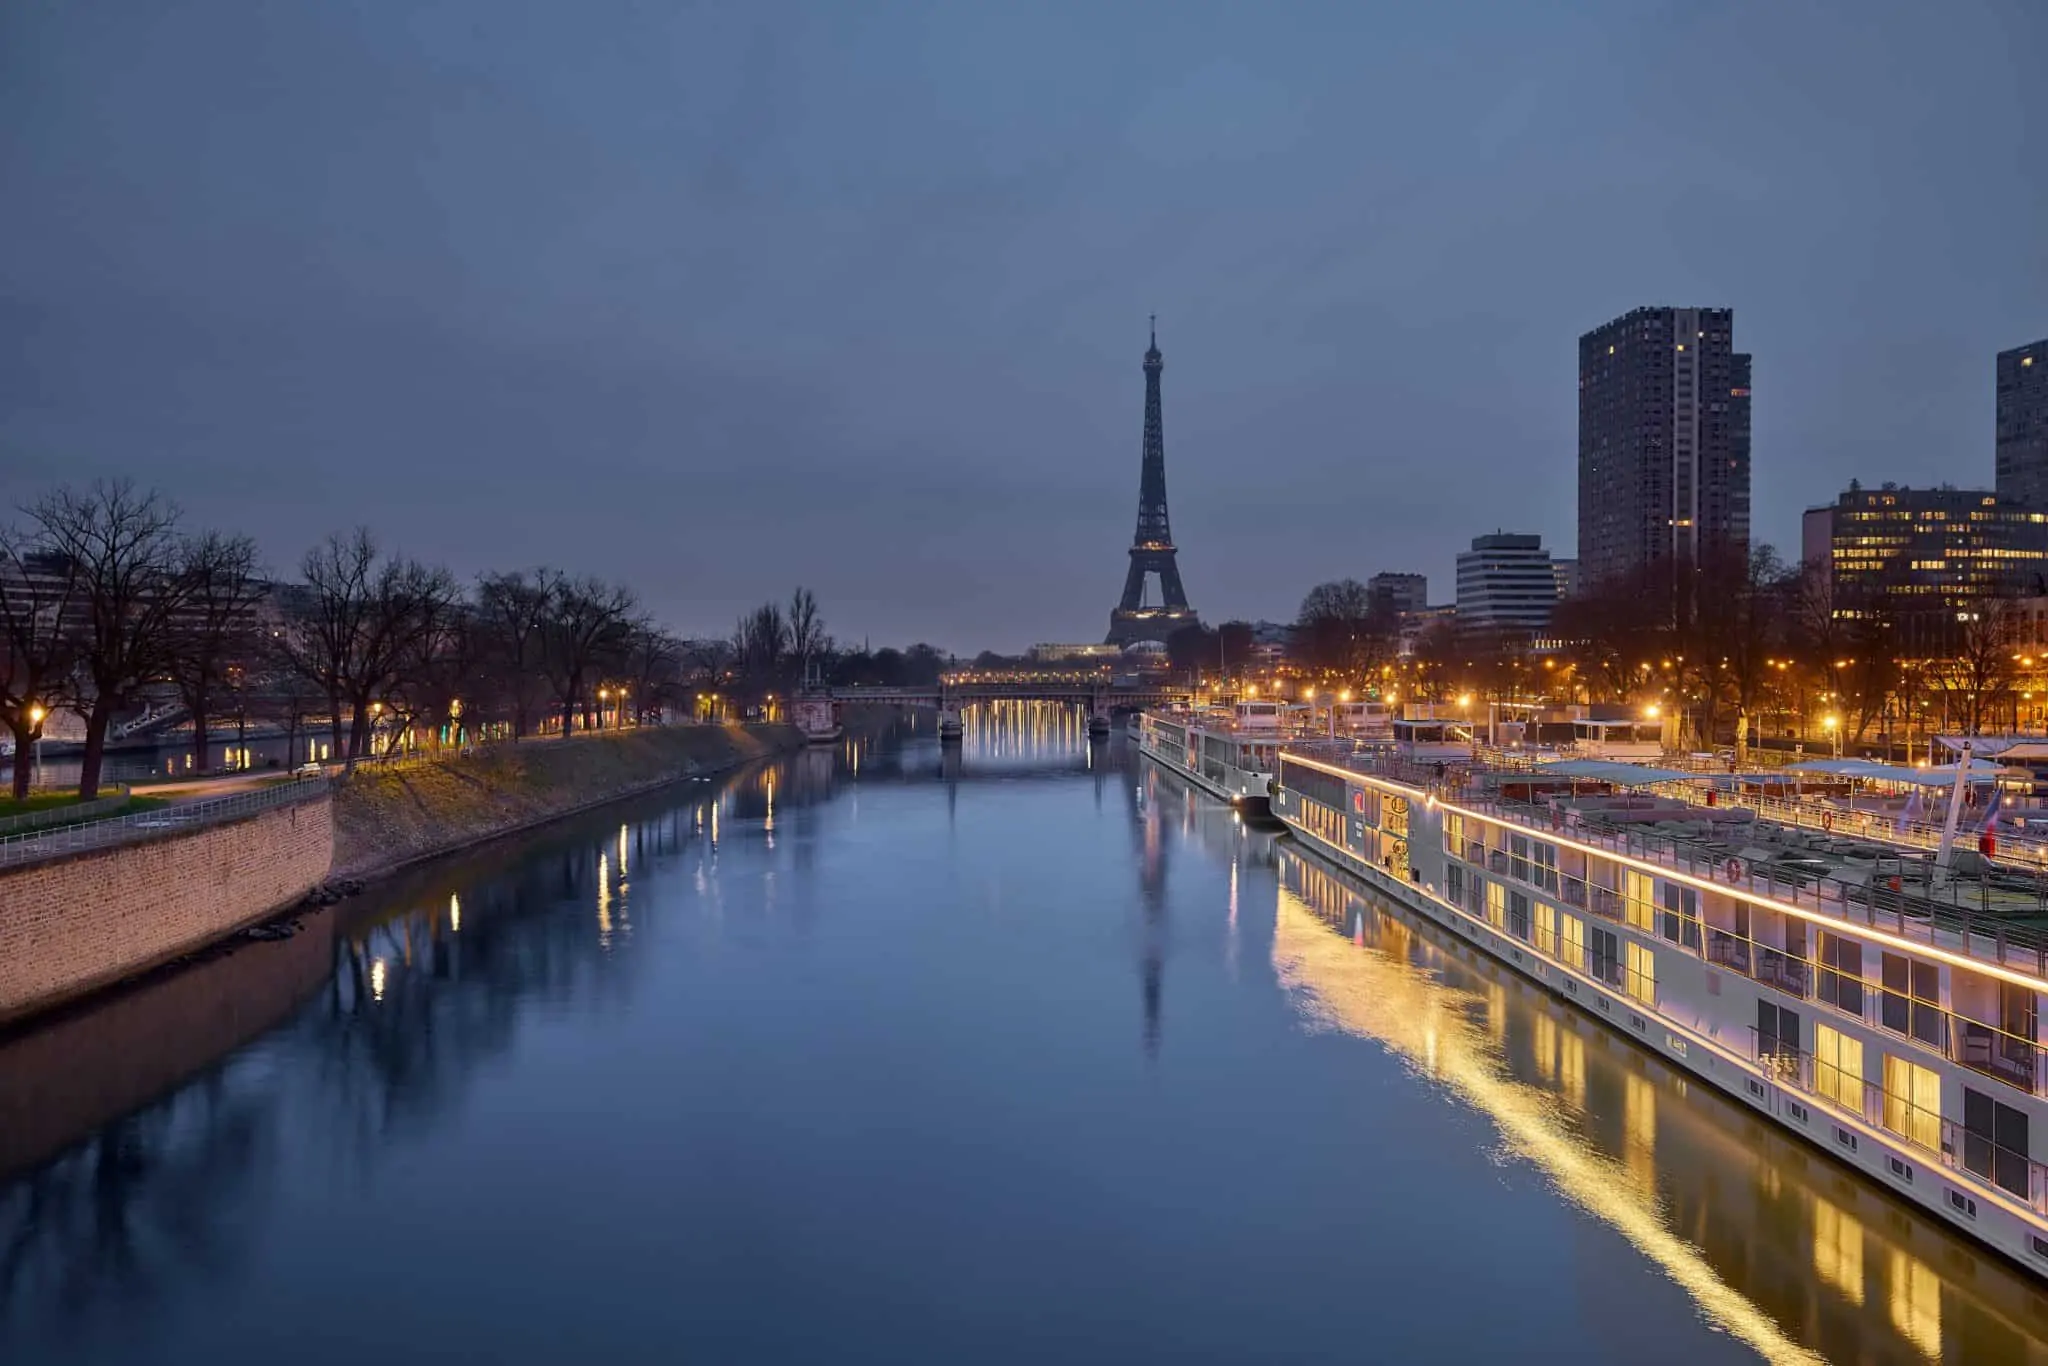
1280, 738, 2048, 982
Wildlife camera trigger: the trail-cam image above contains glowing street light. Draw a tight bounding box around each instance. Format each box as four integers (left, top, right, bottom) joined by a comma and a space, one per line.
27, 703, 45, 789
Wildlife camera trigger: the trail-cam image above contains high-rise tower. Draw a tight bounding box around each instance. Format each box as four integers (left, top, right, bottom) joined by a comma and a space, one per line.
1577, 306, 1751, 593
1107, 319, 1196, 645
1996, 338, 2048, 507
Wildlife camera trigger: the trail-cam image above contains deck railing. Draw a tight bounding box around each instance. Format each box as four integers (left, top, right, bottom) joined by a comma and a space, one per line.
1749, 1028, 2048, 1217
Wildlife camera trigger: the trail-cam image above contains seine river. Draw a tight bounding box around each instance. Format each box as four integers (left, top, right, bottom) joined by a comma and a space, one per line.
4, 707, 2046, 1365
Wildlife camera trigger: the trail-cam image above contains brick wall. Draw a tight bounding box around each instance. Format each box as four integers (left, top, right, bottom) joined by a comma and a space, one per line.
0, 796, 333, 1024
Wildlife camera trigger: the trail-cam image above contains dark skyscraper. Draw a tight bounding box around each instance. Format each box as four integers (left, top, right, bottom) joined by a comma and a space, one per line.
1996, 337, 2048, 507
1107, 320, 1196, 645
1577, 307, 1751, 591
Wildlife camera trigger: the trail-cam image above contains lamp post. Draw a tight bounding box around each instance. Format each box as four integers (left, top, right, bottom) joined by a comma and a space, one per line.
1824, 713, 1842, 759
28, 703, 45, 790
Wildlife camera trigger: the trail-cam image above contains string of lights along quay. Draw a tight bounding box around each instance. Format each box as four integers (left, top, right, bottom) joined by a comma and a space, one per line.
1268, 740, 2048, 1276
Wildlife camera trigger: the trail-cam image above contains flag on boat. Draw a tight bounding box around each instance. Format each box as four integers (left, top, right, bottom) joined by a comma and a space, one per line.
1978, 794, 2003, 858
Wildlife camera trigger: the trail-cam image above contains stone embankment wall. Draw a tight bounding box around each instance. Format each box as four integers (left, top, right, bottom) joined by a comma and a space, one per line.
0, 797, 333, 1025
330, 723, 806, 881
0, 722, 823, 1029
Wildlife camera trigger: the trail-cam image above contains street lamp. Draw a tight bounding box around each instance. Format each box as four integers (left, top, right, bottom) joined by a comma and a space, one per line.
1823, 713, 1842, 758
27, 703, 45, 790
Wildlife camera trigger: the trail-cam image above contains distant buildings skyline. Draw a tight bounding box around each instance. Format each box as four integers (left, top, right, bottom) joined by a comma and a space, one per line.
1798, 334, 2048, 647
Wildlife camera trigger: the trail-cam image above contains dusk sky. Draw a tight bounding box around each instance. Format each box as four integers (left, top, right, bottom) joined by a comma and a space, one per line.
5, 1, 2045, 653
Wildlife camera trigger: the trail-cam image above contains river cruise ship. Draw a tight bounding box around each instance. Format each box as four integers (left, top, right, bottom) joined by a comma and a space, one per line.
1272, 743, 2048, 1275
1136, 704, 1289, 820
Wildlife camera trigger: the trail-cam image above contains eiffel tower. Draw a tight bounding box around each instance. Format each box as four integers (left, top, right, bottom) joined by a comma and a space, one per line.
1106, 319, 1197, 645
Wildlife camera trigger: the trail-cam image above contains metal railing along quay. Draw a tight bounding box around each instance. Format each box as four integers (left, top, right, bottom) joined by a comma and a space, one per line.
0, 786, 133, 838
0, 776, 330, 870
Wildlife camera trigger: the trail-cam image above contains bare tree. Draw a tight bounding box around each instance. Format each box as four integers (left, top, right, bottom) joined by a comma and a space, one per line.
260, 629, 325, 769
620, 620, 686, 723
284, 529, 376, 759
1553, 563, 1671, 705
1294, 579, 1392, 677
475, 570, 553, 738
1680, 544, 1788, 755
282, 530, 458, 763
787, 587, 826, 688
0, 529, 83, 798
733, 601, 788, 689
388, 600, 485, 750
165, 532, 264, 774
27, 482, 193, 799
538, 573, 636, 735
1929, 599, 2018, 735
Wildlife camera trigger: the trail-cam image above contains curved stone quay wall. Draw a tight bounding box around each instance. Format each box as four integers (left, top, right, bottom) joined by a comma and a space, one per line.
0, 797, 333, 1025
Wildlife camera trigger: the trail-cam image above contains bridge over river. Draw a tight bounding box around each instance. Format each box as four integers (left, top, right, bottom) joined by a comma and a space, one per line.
830, 680, 1191, 715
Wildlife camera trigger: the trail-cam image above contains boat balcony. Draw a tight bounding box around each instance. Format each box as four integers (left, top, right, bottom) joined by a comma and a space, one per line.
1751, 1027, 2048, 1216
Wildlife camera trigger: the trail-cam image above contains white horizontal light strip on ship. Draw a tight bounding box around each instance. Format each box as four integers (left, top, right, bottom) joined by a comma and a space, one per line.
1279, 753, 2048, 995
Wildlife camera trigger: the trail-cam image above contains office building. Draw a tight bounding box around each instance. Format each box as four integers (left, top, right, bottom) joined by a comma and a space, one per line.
1577, 306, 1751, 590
1550, 558, 1578, 601
1826, 483, 2048, 651
1997, 337, 2048, 507
1366, 572, 1427, 620
1801, 504, 1835, 579
1456, 533, 1560, 632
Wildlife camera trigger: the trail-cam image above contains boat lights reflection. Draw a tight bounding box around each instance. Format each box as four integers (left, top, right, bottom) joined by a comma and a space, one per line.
1269, 846, 2048, 1366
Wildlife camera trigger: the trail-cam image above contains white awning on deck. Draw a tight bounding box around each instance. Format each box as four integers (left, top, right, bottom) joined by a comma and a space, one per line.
1529, 759, 1705, 786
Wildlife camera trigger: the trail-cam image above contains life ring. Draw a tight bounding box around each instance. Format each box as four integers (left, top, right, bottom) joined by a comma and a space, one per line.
1723, 856, 1747, 882
1821, 811, 1834, 833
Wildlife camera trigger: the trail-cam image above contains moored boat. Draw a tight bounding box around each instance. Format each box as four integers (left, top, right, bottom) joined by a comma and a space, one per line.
1270, 741, 2048, 1276
1135, 703, 1284, 821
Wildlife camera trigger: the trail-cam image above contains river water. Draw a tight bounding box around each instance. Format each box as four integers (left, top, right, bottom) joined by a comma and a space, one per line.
4, 706, 2047, 1365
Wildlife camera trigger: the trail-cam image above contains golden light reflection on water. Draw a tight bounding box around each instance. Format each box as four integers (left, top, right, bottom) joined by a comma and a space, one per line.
1814, 1198, 1865, 1307
1891, 1249, 1942, 1361
1270, 876, 1825, 1366
1276, 849, 1989, 1366
958, 700, 1091, 763
1268, 843, 2048, 1365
